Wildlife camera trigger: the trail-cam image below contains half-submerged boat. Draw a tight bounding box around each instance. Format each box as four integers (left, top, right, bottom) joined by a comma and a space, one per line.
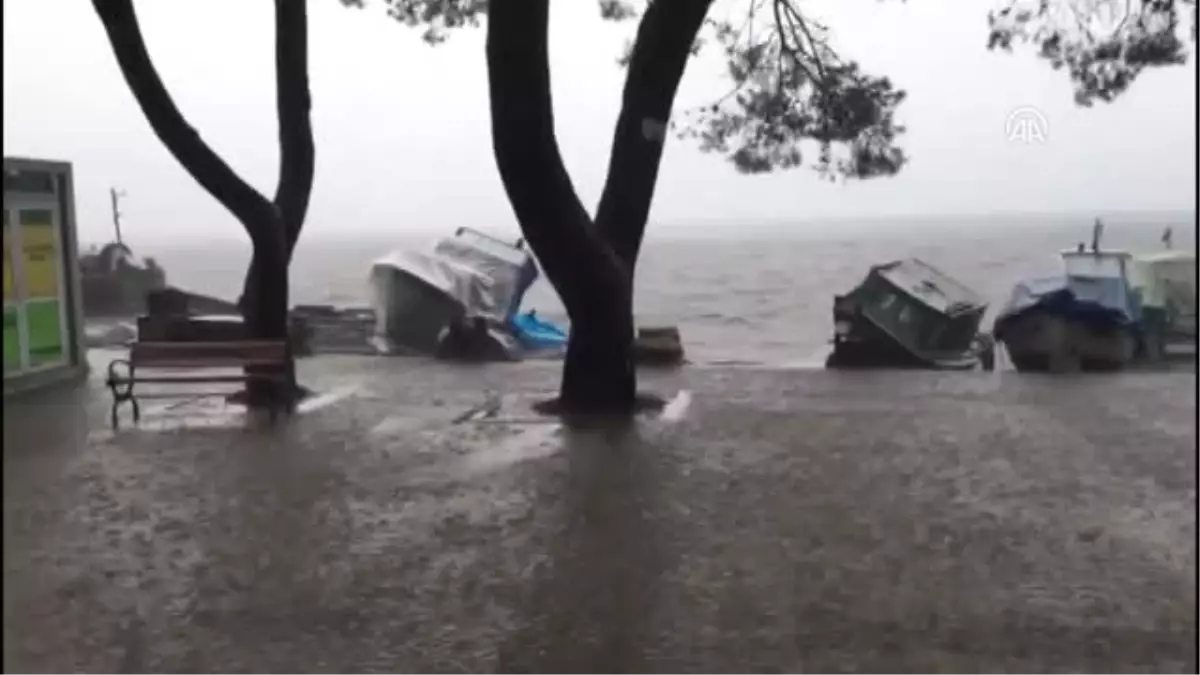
993, 222, 1194, 372
826, 257, 990, 370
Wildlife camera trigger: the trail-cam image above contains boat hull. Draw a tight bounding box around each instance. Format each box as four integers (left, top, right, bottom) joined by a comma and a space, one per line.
826, 315, 980, 371
996, 309, 1136, 372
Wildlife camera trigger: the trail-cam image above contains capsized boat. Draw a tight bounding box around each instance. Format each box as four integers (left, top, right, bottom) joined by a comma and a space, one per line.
825, 257, 990, 370
368, 227, 567, 360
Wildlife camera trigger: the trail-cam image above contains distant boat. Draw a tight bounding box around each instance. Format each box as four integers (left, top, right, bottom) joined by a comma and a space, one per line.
825, 257, 990, 370
79, 188, 168, 319
79, 241, 167, 318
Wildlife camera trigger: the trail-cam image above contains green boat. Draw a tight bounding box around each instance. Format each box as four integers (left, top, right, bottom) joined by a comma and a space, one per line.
826, 258, 989, 370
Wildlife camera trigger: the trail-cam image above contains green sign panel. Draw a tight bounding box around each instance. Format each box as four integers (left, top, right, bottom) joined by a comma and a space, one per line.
3, 307, 19, 373
3, 205, 68, 377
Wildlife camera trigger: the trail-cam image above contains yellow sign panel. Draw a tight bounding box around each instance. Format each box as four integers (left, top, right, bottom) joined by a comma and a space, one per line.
2, 212, 13, 303
19, 209, 59, 300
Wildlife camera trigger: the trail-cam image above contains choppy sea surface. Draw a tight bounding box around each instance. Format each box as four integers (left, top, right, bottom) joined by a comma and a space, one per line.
133, 214, 1195, 366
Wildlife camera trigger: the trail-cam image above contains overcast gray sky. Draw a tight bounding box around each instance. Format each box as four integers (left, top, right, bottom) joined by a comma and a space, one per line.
3, 0, 1196, 245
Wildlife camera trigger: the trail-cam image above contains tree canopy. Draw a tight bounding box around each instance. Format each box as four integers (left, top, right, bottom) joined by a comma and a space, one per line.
988, 0, 1195, 105
344, 0, 1195, 177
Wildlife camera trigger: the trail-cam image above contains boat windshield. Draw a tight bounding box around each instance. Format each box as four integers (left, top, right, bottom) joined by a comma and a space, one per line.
1061, 252, 1129, 280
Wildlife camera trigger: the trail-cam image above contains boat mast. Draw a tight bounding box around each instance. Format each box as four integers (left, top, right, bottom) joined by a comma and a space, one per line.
110, 187, 126, 246
1090, 218, 1104, 253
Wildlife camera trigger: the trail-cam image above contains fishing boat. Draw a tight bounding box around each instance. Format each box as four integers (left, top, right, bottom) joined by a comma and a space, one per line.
79, 241, 167, 318
825, 257, 990, 370
79, 189, 168, 319
992, 221, 1192, 372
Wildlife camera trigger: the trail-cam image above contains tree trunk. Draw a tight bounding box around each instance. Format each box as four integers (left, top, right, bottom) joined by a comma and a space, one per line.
486, 0, 637, 414
592, 0, 714, 269
563, 0, 713, 410
272, 0, 315, 255
240, 0, 315, 400
240, 218, 292, 406
486, 0, 712, 415
93, 0, 310, 410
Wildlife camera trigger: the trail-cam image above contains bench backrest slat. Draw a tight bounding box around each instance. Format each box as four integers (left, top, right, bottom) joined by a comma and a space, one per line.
130, 340, 288, 367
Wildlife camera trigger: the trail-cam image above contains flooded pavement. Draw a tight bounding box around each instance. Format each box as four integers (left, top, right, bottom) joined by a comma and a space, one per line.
3, 358, 1196, 672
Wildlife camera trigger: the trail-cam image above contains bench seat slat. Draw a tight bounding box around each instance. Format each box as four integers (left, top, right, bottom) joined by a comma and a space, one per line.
134, 392, 242, 399
131, 340, 286, 350
130, 341, 288, 364
129, 359, 287, 369
115, 375, 279, 385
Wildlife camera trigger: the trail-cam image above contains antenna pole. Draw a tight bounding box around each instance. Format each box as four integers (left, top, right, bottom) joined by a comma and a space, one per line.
110, 187, 125, 246
1090, 218, 1103, 253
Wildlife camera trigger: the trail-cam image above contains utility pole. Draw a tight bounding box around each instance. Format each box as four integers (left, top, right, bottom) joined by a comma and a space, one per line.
110, 187, 126, 246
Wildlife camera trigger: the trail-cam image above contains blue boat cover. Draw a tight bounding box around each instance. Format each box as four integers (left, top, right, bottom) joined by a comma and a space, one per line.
994, 274, 1141, 335
507, 257, 540, 322
509, 310, 569, 352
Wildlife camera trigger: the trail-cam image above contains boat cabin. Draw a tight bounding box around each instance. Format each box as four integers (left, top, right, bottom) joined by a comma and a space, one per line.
1132, 249, 1197, 348
1059, 247, 1135, 281
1132, 250, 1196, 311
1057, 248, 1141, 322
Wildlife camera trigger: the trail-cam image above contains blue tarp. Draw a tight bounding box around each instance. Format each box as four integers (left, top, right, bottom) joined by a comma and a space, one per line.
507, 257, 540, 323
509, 310, 568, 352
994, 274, 1141, 336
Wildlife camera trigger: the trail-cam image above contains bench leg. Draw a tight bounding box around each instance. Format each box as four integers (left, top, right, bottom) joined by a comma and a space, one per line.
107, 389, 142, 428
107, 360, 137, 430
109, 394, 140, 429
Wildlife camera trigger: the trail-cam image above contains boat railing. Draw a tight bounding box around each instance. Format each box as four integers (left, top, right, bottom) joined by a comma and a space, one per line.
944, 300, 985, 318
454, 226, 525, 251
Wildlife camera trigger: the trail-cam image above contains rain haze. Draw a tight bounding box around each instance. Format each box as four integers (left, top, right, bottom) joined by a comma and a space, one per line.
3, 4, 1198, 672
3, 0, 1197, 248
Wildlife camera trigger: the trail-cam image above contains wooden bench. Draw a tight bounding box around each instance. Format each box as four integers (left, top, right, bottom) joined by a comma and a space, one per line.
105, 340, 291, 428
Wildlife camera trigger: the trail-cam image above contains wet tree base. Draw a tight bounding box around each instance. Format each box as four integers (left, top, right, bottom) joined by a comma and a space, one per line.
225, 382, 314, 410
532, 392, 666, 427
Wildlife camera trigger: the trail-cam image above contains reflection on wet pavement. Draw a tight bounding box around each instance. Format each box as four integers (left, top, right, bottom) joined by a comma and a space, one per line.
3, 360, 1196, 672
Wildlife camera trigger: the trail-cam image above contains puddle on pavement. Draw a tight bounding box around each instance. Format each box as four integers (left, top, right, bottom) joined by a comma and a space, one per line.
89, 383, 363, 440
659, 389, 693, 422
459, 422, 564, 475
295, 384, 361, 413
451, 389, 695, 475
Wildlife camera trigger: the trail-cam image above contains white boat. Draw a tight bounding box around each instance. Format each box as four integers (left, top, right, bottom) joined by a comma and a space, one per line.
367, 227, 558, 358
1131, 247, 1196, 359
